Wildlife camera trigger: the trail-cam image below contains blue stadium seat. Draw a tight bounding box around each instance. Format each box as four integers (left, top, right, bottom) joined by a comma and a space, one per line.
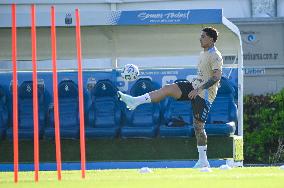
7, 80, 46, 140
85, 79, 121, 138
45, 79, 80, 139
205, 77, 237, 136
0, 86, 8, 139
159, 79, 194, 137
120, 78, 161, 138
159, 98, 194, 137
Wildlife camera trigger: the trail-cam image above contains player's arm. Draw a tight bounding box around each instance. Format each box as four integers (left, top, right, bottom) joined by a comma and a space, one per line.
199, 69, 221, 91
188, 69, 221, 99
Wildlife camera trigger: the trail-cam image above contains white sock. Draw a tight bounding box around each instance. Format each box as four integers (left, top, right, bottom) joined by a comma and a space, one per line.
197, 145, 208, 162
134, 93, 152, 105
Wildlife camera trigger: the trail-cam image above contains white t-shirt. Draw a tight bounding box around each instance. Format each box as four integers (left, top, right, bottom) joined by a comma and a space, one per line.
192, 46, 223, 103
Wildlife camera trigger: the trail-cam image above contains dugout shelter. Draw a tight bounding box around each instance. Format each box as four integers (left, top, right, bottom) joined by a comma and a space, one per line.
0, 7, 244, 168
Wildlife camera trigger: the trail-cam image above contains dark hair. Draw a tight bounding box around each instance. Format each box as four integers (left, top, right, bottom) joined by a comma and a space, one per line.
202, 27, 218, 42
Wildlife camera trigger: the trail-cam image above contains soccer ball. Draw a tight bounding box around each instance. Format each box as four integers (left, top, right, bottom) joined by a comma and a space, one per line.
121, 64, 140, 81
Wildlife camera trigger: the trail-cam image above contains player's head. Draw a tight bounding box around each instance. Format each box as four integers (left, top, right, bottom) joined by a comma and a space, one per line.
200, 27, 218, 49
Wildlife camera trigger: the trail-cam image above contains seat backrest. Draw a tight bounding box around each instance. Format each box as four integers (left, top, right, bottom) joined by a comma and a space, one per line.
58, 79, 79, 128
0, 85, 8, 129
91, 79, 121, 127
0, 86, 7, 105
130, 103, 160, 126
58, 79, 78, 98
161, 79, 193, 126
92, 79, 117, 98
208, 77, 237, 123
18, 80, 45, 129
130, 78, 158, 96
163, 99, 193, 126
127, 78, 161, 126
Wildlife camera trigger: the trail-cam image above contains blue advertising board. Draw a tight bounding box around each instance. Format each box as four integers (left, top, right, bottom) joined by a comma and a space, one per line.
110, 9, 222, 25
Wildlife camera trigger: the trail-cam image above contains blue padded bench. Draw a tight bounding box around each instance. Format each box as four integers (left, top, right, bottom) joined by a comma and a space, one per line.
7, 80, 46, 140
0, 85, 8, 139
159, 98, 194, 137
120, 78, 161, 138
205, 77, 237, 136
45, 79, 80, 139
85, 79, 121, 138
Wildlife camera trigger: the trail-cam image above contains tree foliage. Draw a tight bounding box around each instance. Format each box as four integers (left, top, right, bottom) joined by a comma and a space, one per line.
244, 89, 284, 163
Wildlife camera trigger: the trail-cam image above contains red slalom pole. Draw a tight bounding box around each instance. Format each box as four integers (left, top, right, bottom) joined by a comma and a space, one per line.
11, 4, 19, 183
51, 6, 62, 181
31, 4, 40, 182
75, 9, 86, 179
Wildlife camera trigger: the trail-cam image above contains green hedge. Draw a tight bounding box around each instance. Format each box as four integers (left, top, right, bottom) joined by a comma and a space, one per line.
244, 89, 284, 163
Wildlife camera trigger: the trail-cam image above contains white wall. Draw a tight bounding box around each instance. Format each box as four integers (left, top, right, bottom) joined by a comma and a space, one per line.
278, 0, 284, 17
0, 24, 240, 60
244, 70, 284, 95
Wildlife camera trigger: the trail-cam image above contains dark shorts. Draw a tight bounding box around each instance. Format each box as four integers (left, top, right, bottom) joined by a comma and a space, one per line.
175, 80, 211, 123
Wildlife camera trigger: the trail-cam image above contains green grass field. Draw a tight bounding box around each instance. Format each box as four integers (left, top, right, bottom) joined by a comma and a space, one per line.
1, 167, 284, 188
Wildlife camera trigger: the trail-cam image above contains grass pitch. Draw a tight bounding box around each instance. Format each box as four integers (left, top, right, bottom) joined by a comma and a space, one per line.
1, 167, 284, 188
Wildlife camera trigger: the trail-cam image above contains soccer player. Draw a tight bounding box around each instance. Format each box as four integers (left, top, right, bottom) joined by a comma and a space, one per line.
118, 27, 223, 168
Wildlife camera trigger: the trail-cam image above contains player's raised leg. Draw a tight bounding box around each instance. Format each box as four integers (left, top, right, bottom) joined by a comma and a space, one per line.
118, 83, 181, 110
